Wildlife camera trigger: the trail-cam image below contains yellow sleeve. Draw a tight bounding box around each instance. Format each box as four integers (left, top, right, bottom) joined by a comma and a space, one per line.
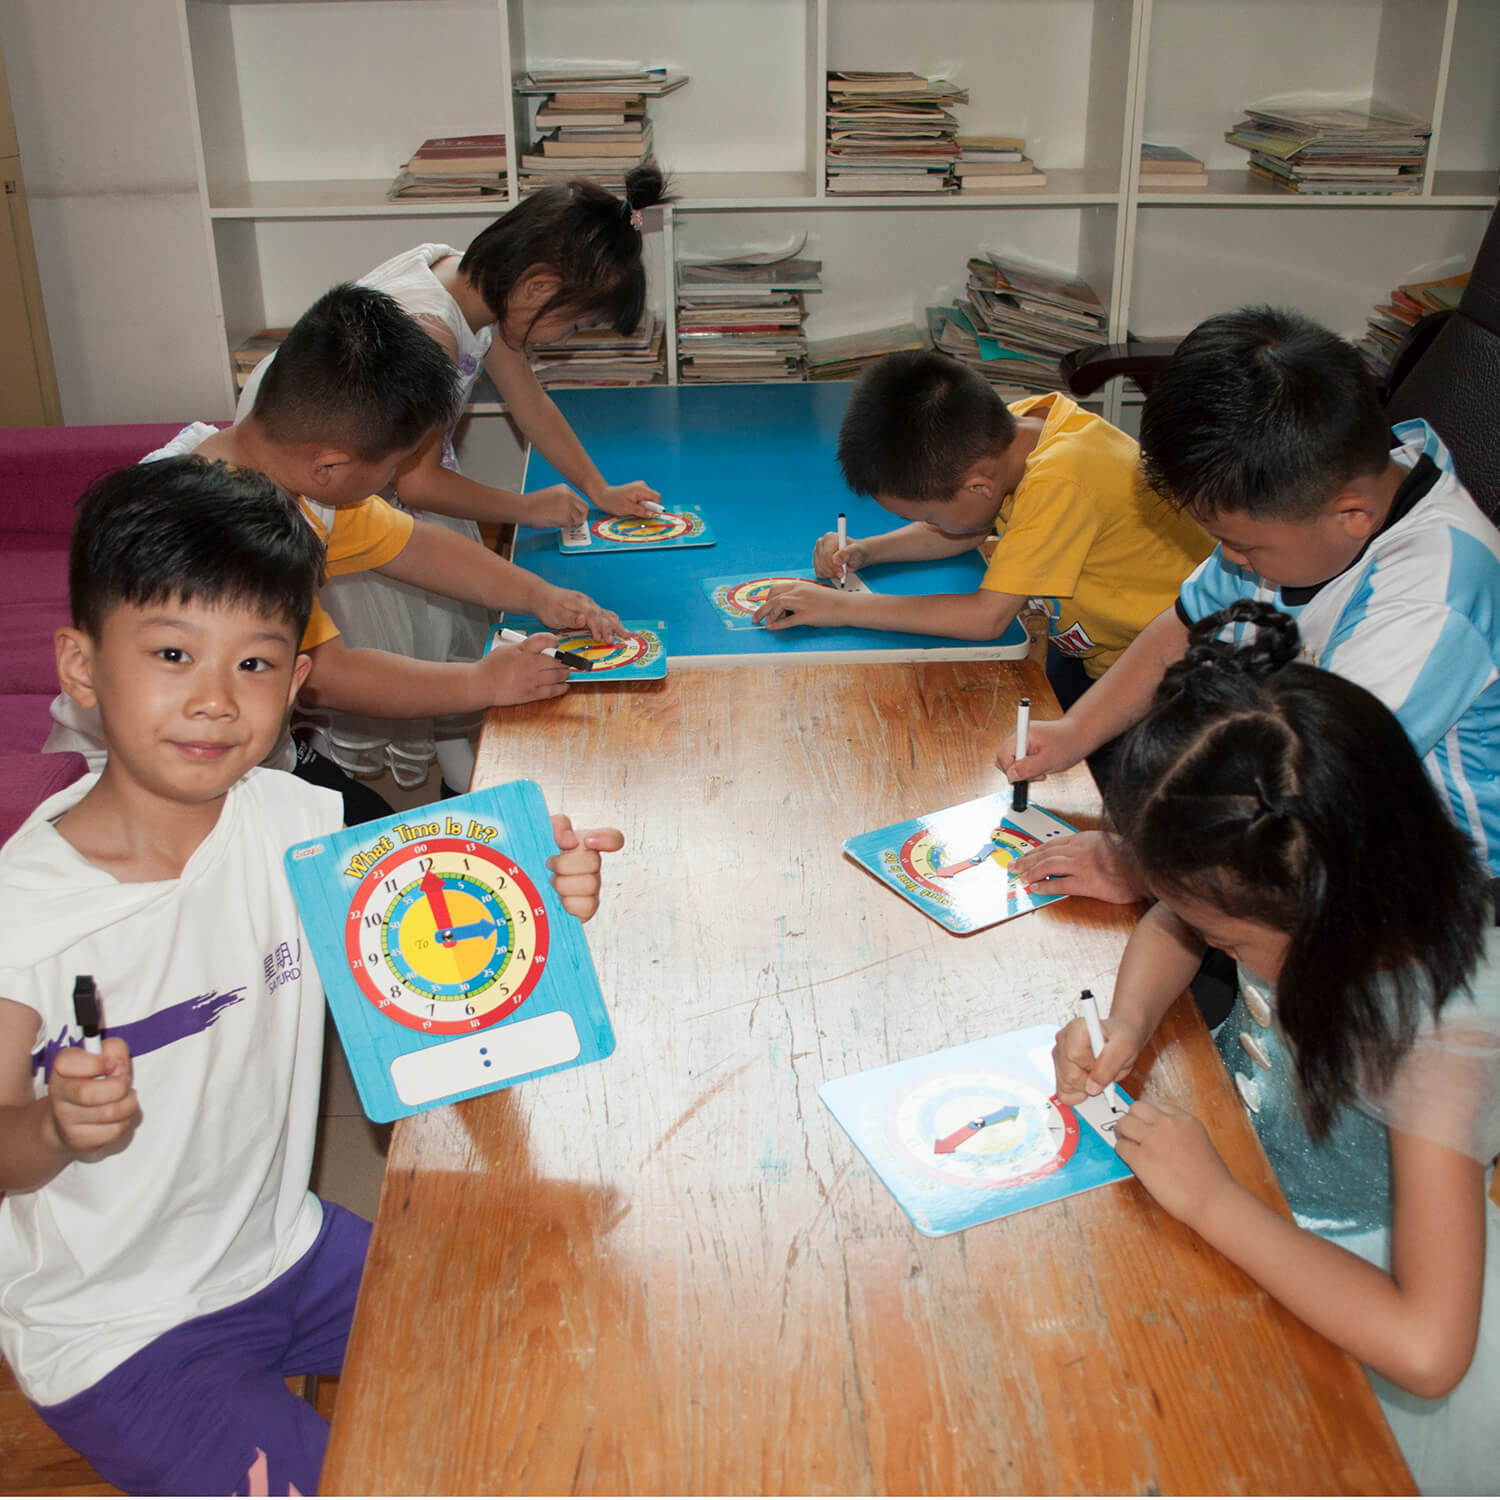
322, 497, 415, 577
981, 476, 1099, 600
299, 599, 340, 652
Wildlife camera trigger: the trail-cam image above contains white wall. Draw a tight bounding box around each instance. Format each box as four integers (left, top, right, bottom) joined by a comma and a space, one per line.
0, 0, 229, 423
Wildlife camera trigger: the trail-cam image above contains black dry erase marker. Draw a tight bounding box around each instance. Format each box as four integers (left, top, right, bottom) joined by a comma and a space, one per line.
1012, 696, 1031, 812
72, 975, 103, 1055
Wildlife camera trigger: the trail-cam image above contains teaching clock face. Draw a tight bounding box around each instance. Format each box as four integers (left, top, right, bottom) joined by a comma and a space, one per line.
554, 628, 651, 672
344, 837, 549, 1034
886, 1068, 1079, 1189
592, 511, 702, 544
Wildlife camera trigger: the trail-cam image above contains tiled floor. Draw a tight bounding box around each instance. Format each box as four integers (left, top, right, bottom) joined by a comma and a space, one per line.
308, 758, 445, 1222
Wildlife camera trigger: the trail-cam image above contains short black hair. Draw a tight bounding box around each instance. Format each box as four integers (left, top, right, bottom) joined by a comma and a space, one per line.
70, 457, 325, 641
837, 350, 1017, 502
253, 283, 459, 461
1139, 305, 1392, 522
1106, 599, 1489, 1137
460, 163, 672, 341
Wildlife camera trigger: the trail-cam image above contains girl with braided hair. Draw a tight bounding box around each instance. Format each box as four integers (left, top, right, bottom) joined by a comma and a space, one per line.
1055, 599, 1500, 1494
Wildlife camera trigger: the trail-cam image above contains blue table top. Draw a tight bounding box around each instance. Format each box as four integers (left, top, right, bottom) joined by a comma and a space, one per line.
514, 384, 1029, 664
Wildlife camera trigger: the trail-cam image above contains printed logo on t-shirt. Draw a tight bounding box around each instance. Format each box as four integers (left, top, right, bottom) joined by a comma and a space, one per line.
1051, 620, 1098, 657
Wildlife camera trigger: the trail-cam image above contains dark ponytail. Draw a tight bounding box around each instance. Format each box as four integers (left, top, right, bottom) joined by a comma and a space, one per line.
1106, 600, 1489, 1136
459, 161, 674, 341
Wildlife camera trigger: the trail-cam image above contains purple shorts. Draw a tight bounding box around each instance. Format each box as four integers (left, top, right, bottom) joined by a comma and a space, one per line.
34, 1198, 370, 1496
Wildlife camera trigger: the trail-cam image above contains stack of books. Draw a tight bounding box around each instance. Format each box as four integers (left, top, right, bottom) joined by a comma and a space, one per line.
387, 135, 509, 199
807, 323, 927, 382
676, 248, 823, 383
926, 251, 1107, 395
1223, 98, 1430, 195
527, 314, 665, 388
514, 65, 687, 195
1138, 143, 1207, 189
230, 327, 288, 390
1356, 270, 1468, 384
954, 135, 1047, 193
825, 71, 968, 194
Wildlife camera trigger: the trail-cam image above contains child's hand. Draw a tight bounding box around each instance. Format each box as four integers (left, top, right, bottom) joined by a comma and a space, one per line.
753, 579, 848, 630
478, 637, 570, 706
812, 531, 867, 581
594, 481, 661, 518
1113, 1099, 1236, 1229
995, 716, 1085, 784
48, 1039, 140, 1157
536, 588, 623, 643
1014, 831, 1148, 904
526, 484, 590, 530
1053, 1014, 1142, 1103
547, 814, 624, 922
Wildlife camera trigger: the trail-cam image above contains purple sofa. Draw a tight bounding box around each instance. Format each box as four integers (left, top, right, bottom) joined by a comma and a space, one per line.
0, 423, 192, 842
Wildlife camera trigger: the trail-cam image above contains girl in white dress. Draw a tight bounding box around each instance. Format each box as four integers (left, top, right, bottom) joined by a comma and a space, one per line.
1056, 599, 1500, 1496
239, 165, 670, 789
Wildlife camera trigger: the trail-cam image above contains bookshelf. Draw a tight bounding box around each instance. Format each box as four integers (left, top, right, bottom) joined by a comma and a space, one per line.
4, 0, 1496, 427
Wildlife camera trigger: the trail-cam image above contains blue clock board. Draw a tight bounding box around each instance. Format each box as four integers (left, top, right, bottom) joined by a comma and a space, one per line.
820, 1026, 1134, 1236
843, 792, 1078, 933
283, 779, 614, 1123
486, 618, 668, 681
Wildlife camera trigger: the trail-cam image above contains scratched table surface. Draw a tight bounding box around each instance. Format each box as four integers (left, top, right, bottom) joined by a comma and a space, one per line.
320, 659, 1411, 1495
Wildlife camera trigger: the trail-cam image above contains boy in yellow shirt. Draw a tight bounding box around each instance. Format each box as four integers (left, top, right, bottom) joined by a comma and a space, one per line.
756, 351, 1210, 706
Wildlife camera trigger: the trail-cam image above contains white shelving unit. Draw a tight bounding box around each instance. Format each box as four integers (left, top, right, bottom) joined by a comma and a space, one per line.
4, 0, 1496, 427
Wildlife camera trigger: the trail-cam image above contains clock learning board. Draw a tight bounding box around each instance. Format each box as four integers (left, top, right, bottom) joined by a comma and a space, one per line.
283, 779, 614, 1123
559, 504, 715, 553
486, 618, 667, 681
843, 792, 1077, 933
819, 1026, 1134, 1236
700, 568, 868, 630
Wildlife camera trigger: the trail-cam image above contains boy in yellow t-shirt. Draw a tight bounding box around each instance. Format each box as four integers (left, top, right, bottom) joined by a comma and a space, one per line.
755, 351, 1210, 700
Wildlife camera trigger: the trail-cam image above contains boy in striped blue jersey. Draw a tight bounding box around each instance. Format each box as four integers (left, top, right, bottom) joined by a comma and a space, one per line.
998, 304, 1500, 904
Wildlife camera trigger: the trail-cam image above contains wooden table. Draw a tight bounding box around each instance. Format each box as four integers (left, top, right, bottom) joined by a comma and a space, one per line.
321, 658, 1411, 1495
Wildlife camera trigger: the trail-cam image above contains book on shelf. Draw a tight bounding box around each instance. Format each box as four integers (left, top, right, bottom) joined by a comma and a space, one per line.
807, 322, 927, 381
675, 243, 822, 384
1223, 95, 1430, 195
535, 104, 646, 127
517, 66, 688, 97
405, 134, 509, 174
528, 313, 664, 388
826, 70, 969, 195
1247, 163, 1421, 196
387, 170, 506, 200
1356, 269, 1469, 382
957, 161, 1047, 191
230, 327, 289, 388
1140, 143, 1205, 172
539, 130, 653, 158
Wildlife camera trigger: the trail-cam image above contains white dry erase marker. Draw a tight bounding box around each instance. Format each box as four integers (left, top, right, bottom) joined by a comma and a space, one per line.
836, 512, 848, 587
73, 975, 103, 1055
496, 627, 592, 672
641, 500, 665, 515
1012, 696, 1031, 811
1079, 988, 1123, 1106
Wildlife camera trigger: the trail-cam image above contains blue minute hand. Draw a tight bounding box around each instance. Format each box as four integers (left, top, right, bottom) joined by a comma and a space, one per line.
435, 919, 498, 946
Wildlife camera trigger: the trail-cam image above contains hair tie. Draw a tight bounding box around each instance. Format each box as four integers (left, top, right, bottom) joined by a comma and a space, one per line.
629, 207, 644, 231
1250, 774, 1292, 829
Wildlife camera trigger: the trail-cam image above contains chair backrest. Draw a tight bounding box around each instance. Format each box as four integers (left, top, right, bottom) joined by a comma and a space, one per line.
1383, 201, 1500, 521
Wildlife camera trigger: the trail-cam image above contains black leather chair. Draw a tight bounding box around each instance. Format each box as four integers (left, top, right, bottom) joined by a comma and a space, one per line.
1062, 198, 1500, 519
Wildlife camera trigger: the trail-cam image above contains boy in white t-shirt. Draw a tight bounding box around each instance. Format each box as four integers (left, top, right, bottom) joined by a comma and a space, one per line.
0, 458, 622, 1494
